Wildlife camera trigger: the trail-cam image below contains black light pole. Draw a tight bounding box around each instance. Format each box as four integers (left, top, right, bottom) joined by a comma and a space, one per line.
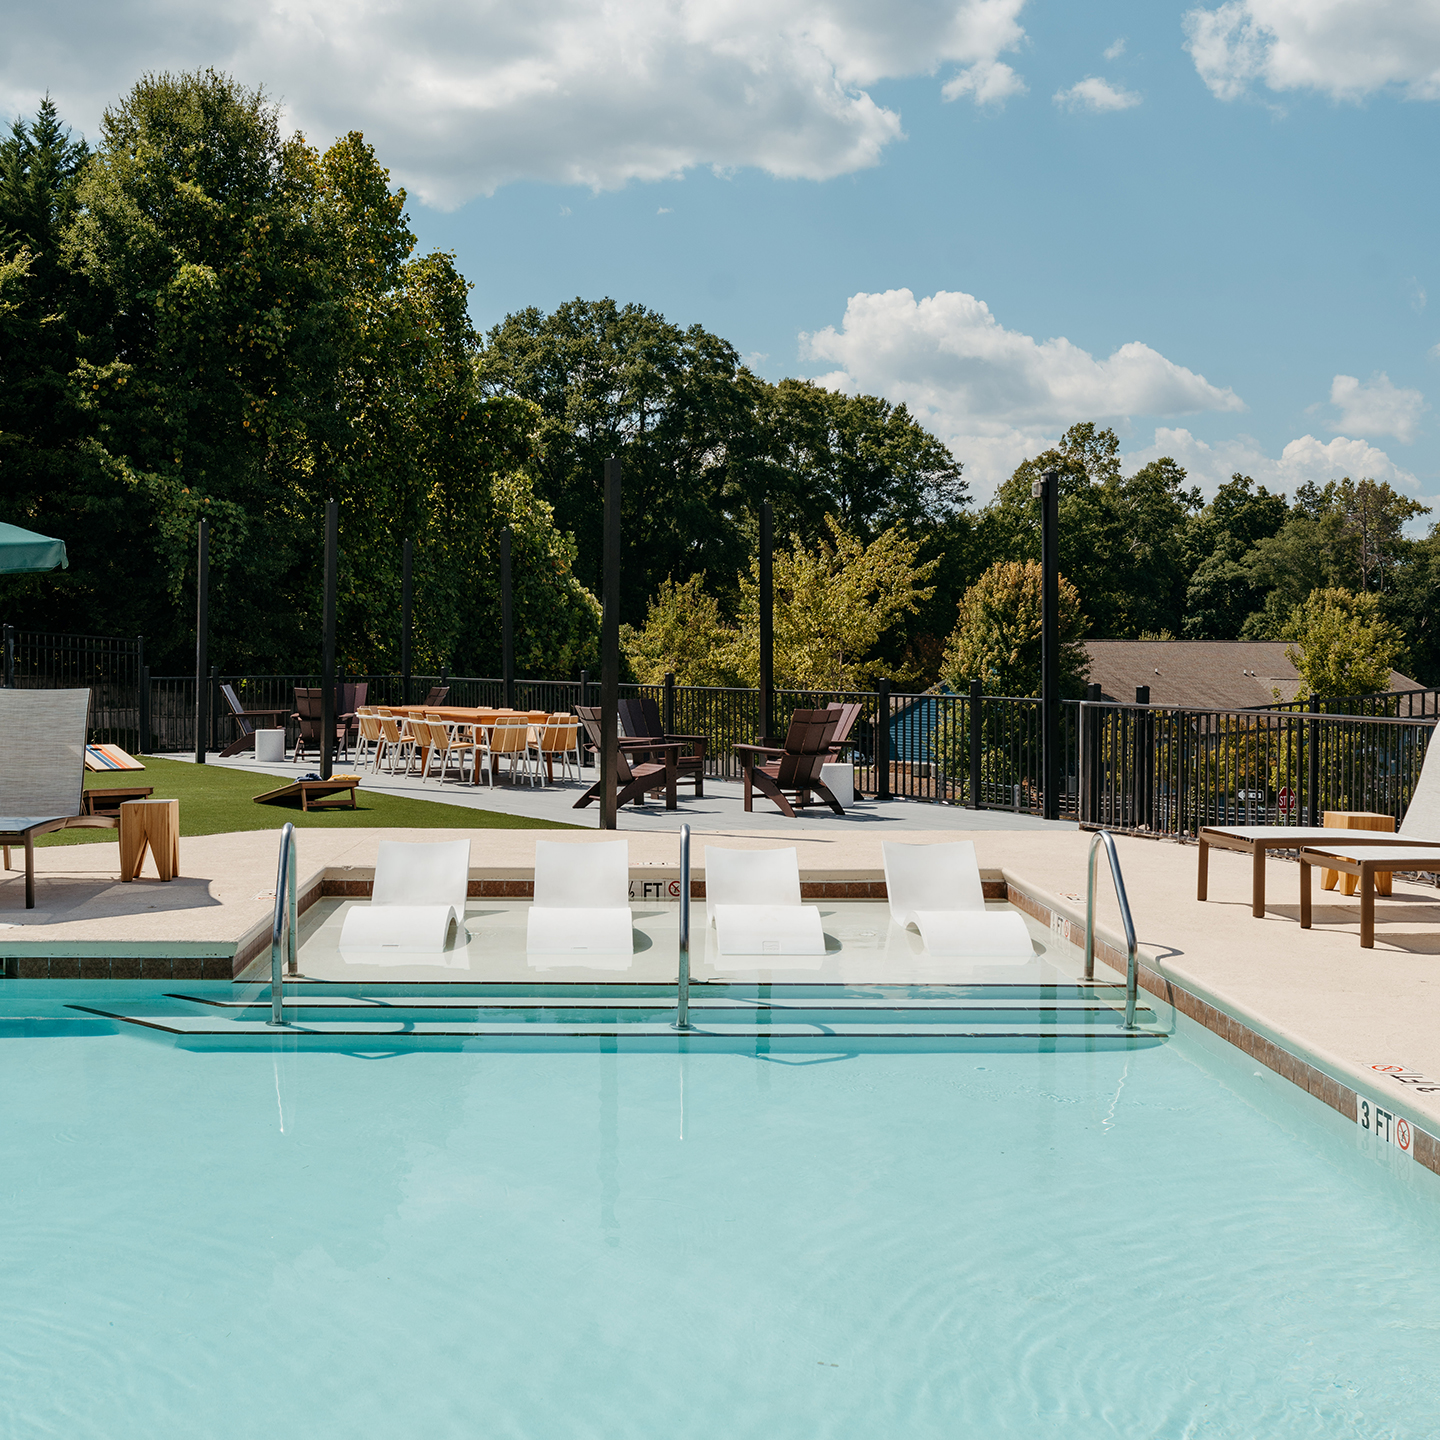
759, 500, 774, 742
194, 518, 209, 765
1032, 469, 1060, 819
401, 538, 413, 706
600, 458, 622, 830
501, 526, 514, 711
320, 498, 338, 780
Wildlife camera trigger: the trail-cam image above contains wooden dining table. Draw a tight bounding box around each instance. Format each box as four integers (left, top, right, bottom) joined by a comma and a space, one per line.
388, 706, 565, 784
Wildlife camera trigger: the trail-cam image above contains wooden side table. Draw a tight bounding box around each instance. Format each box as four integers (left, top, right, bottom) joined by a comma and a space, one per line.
1321, 810, 1394, 896
119, 799, 179, 882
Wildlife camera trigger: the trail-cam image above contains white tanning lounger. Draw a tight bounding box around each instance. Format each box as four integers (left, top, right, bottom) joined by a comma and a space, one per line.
526, 839, 634, 958
881, 840, 1035, 959
339, 839, 471, 953
703, 846, 826, 956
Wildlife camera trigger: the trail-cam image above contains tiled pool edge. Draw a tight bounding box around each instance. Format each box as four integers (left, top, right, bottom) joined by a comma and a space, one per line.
1004, 873, 1440, 1181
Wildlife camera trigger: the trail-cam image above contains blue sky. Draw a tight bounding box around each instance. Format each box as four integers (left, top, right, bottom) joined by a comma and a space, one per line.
8, 0, 1440, 509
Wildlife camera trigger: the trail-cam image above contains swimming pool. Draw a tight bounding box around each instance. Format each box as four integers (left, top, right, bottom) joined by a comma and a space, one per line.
2, 987, 1437, 1438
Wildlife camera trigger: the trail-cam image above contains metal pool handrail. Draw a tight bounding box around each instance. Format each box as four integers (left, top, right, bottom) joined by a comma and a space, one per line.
675, 823, 691, 1031
1084, 829, 1139, 1030
268, 822, 298, 1027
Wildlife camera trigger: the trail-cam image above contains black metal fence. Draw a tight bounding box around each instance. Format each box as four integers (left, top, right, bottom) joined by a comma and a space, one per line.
1262, 686, 1440, 718
1, 625, 147, 748
1077, 701, 1434, 835
7, 628, 1436, 836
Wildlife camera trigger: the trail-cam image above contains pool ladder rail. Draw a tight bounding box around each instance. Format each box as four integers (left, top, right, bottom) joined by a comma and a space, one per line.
1085, 830, 1140, 1030
269, 823, 298, 1027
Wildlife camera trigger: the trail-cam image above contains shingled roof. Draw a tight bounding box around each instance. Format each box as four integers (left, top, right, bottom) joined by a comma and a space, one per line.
1082, 640, 1423, 709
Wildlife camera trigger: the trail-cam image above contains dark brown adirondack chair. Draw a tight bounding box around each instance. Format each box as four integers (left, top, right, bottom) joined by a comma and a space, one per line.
618, 696, 707, 796
824, 701, 863, 761
292, 687, 351, 765
572, 706, 676, 810
217, 683, 291, 757
734, 708, 844, 817
424, 686, 450, 705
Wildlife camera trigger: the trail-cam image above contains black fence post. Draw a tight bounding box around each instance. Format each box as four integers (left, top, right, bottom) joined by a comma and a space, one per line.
877, 677, 892, 801
4, 623, 15, 687
759, 500, 773, 743
194, 519, 208, 764
968, 678, 983, 809
209, 665, 219, 753
401, 537, 413, 706
600, 457, 622, 830
135, 635, 146, 754
321, 498, 338, 780
1135, 685, 1153, 830
140, 662, 150, 755
664, 672, 675, 734
1308, 696, 1321, 826
501, 526, 514, 711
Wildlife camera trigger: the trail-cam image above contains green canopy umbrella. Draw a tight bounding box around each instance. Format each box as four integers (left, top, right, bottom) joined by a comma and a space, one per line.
0, 522, 68, 574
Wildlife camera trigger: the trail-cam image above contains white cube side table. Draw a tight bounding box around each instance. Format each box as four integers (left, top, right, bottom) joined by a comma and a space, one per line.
820, 762, 854, 807
254, 728, 287, 763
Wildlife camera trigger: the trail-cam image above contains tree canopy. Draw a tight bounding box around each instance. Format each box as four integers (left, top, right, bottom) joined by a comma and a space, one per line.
0, 74, 598, 674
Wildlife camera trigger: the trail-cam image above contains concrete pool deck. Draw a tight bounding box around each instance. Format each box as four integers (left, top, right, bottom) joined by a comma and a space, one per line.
3, 824, 1440, 1163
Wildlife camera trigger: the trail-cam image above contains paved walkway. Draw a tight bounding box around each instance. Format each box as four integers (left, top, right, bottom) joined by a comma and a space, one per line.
161, 751, 1073, 834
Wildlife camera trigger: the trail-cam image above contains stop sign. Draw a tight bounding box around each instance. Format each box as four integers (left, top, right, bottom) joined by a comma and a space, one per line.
1277, 786, 1296, 815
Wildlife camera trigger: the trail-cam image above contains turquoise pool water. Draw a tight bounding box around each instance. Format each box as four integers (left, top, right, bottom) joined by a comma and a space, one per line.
2, 995, 1437, 1437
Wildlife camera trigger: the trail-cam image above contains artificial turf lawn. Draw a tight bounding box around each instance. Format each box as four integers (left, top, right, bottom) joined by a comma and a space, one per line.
37, 756, 580, 845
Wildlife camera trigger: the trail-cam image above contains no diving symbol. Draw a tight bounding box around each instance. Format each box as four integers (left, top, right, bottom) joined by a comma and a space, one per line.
1397, 1118, 1412, 1152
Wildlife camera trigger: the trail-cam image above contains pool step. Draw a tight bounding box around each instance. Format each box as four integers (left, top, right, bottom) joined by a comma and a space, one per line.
66, 984, 1168, 1049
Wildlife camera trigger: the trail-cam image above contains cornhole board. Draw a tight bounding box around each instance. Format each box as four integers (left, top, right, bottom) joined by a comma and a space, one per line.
85, 744, 145, 772
253, 777, 360, 812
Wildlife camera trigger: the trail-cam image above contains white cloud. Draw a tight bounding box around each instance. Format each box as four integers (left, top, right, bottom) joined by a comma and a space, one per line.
1184, 1, 1440, 102
801, 287, 1243, 493
1124, 427, 1422, 501
1104, 38, 1127, 61
0, 0, 1032, 209
1053, 77, 1142, 112
1328, 372, 1426, 442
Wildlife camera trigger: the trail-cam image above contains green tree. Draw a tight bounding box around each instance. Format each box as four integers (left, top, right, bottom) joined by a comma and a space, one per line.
940, 559, 1088, 697
1287, 588, 1408, 699
481, 298, 762, 625
621, 573, 743, 686
987, 424, 1199, 637
734, 521, 938, 690
0, 98, 95, 628
753, 379, 966, 542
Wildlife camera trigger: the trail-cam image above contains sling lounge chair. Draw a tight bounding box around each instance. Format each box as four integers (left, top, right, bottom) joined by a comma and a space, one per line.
217, 683, 290, 757
526, 839, 633, 960
1197, 735, 1440, 917
881, 840, 1035, 958
339, 839, 470, 953
703, 845, 825, 957
0, 688, 94, 909
735, 709, 844, 818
